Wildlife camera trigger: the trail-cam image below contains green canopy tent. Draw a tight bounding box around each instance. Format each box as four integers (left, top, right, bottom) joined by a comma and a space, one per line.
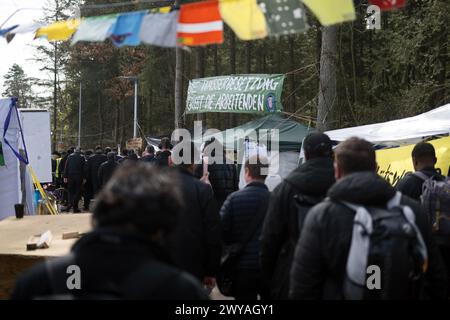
197, 114, 315, 190
201, 113, 314, 153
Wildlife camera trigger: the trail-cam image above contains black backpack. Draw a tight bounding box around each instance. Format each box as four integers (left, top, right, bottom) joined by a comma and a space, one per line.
342, 194, 428, 300
293, 193, 323, 234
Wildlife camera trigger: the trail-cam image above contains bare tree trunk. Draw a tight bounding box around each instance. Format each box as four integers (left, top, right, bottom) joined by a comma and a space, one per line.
289, 36, 296, 112
229, 31, 236, 128
97, 91, 104, 146
196, 47, 205, 123
114, 103, 119, 145
213, 45, 221, 129
245, 42, 251, 73
317, 26, 338, 132
174, 47, 183, 130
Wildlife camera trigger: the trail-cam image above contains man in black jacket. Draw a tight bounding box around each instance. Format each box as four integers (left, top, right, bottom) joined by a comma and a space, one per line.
85, 146, 107, 196
289, 137, 447, 300
63, 148, 85, 213
220, 155, 270, 300
155, 137, 172, 166
11, 163, 208, 300
98, 152, 118, 189
168, 142, 222, 292
396, 141, 450, 298
195, 139, 239, 208
396, 142, 445, 200
140, 145, 157, 164
260, 132, 335, 299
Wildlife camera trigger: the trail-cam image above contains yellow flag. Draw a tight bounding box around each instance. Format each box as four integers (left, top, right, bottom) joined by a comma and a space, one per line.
302, 0, 356, 26
219, 0, 267, 40
376, 137, 450, 186
35, 19, 80, 41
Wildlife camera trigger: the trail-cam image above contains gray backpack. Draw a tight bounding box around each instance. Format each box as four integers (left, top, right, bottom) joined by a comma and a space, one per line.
343, 192, 428, 300
414, 172, 450, 236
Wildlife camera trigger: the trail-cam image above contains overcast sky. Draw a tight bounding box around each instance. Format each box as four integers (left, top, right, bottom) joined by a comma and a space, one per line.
0, 0, 47, 96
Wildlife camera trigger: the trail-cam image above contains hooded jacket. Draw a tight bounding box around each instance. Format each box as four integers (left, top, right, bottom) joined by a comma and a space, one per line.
289, 172, 447, 300
260, 157, 335, 299
11, 228, 208, 300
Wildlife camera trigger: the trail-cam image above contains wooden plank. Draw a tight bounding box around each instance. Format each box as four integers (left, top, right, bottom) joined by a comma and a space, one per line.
0, 214, 92, 299
0, 214, 92, 257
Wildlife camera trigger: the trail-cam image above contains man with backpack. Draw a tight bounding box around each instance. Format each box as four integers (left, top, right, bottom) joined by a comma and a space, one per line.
219, 155, 270, 300
260, 132, 335, 299
289, 137, 447, 300
396, 142, 450, 298
11, 163, 209, 300
396, 142, 445, 200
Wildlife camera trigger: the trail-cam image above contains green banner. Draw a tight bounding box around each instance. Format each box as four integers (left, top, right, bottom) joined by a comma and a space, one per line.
186, 74, 285, 114
0, 141, 4, 166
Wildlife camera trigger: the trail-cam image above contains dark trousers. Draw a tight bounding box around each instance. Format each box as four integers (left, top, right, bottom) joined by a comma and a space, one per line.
439, 245, 450, 298
67, 175, 82, 211
233, 269, 262, 300
83, 180, 93, 210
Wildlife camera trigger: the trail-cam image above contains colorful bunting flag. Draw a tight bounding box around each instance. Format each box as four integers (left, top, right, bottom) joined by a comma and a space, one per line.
110, 11, 147, 47
302, 0, 356, 26
4, 23, 43, 43
0, 141, 4, 166
219, 0, 267, 40
140, 11, 178, 48
259, 0, 308, 36
177, 0, 223, 46
35, 19, 80, 41
150, 6, 172, 14
0, 25, 18, 37
369, 0, 406, 11
72, 14, 118, 45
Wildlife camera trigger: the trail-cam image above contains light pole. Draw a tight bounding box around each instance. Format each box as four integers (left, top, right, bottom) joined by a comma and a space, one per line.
119, 76, 138, 138
78, 82, 82, 148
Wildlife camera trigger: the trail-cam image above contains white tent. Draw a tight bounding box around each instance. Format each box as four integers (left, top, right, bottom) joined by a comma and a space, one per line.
326, 103, 450, 145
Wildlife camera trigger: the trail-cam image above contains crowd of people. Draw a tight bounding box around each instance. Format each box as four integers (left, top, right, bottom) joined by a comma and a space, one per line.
12, 133, 450, 300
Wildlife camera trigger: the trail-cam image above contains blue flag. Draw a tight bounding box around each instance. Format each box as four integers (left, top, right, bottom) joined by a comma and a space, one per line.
111, 11, 147, 47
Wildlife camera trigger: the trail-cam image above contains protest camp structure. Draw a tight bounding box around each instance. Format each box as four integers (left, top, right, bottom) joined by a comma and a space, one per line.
197, 113, 314, 190
326, 103, 450, 186
0, 98, 52, 219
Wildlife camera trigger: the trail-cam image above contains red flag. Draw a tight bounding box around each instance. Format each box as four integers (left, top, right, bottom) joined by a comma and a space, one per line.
177, 0, 223, 46
369, 0, 406, 11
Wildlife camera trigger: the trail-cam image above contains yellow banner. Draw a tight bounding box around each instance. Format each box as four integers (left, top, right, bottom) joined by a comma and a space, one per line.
376, 137, 450, 186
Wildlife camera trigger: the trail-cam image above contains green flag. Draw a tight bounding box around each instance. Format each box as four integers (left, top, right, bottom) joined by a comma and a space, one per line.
258, 0, 308, 36
0, 141, 5, 166
186, 74, 285, 114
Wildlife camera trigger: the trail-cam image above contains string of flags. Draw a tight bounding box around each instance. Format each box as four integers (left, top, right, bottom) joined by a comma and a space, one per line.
0, 0, 407, 48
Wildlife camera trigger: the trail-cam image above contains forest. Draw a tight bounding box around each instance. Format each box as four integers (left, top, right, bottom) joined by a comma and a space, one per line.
2, 0, 449, 151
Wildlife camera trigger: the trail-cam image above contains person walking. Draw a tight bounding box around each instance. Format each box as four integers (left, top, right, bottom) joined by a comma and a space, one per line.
260, 132, 335, 299
289, 137, 447, 300
86, 146, 107, 195
140, 145, 157, 164
220, 155, 270, 300
396, 142, 450, 298
63, 148, 85, 213
167, 142, 222, 292
98, 152, 118, 189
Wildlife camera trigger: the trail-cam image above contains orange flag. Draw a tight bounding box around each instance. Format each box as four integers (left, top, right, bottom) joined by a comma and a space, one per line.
177, 0, 223, 46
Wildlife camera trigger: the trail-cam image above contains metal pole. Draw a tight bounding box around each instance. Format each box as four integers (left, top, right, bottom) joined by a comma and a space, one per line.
133, 78, 138, 138
78, 82, 82, 148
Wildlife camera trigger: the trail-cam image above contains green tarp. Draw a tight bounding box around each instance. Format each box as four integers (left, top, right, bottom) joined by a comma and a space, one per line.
201, 113, 314, 152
